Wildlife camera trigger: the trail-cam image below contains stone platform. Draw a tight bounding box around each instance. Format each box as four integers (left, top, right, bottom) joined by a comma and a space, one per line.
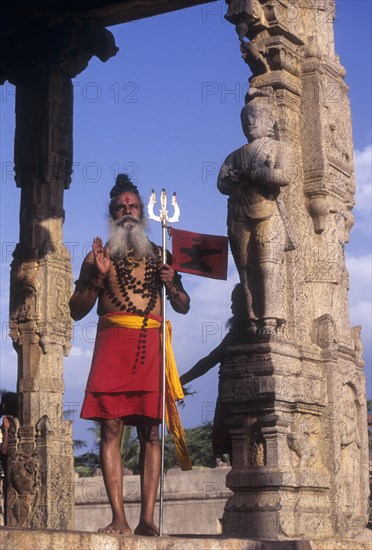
0, 527, 371, 550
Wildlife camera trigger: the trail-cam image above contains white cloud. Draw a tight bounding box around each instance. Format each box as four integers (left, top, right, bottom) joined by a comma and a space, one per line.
347, 253, 372, 304
354, 144, 372, 214
68, 346, 93, 359
350, 301, 372, 335
346, 253, 371, 388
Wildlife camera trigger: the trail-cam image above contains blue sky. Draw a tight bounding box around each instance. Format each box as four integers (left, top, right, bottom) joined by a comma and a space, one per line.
0, 1, 371, 451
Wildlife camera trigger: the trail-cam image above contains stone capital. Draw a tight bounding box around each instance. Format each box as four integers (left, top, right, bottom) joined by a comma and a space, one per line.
0, 16, 118, 84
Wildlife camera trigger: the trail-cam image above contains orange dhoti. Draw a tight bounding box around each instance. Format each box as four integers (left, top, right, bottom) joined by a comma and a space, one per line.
81, 312, 192, 470
81, 313, 162, 422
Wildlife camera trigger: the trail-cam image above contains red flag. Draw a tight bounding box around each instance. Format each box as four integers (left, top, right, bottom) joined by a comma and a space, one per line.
170, 228, 228, 280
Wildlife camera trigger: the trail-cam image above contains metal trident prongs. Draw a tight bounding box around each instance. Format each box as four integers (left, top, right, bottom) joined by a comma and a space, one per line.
148, 188, 180, 226
147, 188, 180, 537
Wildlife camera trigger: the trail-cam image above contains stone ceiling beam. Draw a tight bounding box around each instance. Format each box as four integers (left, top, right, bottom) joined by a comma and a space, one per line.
0, 0, 216, 27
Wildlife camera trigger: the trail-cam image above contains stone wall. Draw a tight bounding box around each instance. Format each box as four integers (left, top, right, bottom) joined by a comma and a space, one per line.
74, 467, 231, 535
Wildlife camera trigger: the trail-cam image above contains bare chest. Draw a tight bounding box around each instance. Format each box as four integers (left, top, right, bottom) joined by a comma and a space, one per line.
98, 255, 162, 316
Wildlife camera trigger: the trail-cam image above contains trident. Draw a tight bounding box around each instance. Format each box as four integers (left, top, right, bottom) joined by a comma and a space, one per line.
147, 188, 180, 536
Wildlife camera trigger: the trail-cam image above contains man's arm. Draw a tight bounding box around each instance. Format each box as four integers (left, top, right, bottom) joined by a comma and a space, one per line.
161, 252, 190, 314
161, 265, 190, 314
179, 340, 225, 386
69, 237, 111, 321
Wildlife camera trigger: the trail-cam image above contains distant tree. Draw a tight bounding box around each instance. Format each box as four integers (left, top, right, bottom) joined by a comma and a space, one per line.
163, 433, 179, 470
73, 439, 87, 452
87, 422, 101, 453
121, 425, 140, 474
74, 421, 221, 476
74, 423, 100, 477
74, 451, 100, 477
184, 422, 215, 468
162, 422, 216, 470
74, 422, 141, 476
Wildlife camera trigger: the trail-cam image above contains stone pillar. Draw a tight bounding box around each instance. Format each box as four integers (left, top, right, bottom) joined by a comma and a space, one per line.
0, 18, 118, 529
220, 0, 369, 539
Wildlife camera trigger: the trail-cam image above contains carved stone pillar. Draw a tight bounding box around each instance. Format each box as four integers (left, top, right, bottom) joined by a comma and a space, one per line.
1, 18, 118, 529
220, 0, 369, 539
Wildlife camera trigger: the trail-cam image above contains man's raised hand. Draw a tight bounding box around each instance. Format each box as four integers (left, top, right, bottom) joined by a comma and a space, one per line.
92, 237, 111, 276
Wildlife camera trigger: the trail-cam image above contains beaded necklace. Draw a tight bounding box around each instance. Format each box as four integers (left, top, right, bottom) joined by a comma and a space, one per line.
104, 246, 162, 373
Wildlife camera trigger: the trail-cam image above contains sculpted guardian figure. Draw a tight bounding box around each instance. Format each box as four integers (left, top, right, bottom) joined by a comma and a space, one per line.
217, 93, 294, 334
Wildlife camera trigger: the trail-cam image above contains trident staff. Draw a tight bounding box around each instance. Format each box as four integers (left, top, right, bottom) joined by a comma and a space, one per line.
148, 188, 180, 536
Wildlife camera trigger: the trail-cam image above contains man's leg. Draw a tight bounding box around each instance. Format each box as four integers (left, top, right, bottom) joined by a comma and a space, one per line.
99, 417, 132, 534
134, 424, 161, 536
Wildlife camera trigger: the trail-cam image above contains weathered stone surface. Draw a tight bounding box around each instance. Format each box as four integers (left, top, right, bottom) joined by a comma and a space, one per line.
2, 1, 124, 530
6, 68, 76, 529
0, 527, 371, 550
3, 17, 118, 527
219, 0, 369, 540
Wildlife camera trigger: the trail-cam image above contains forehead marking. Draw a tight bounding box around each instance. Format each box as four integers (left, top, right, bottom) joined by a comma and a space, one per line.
117, 193, 134, 204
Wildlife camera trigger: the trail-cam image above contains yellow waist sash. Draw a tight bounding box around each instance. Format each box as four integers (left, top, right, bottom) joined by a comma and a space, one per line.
101, 313, 192, 471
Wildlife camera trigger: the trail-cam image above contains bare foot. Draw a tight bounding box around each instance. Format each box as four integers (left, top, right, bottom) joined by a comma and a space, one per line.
134, 520, 159, 537
98, 519, 132, 535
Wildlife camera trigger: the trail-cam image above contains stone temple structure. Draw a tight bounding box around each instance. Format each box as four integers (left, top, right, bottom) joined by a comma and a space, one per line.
0, 0, 369, 543
217, 0, 369, 540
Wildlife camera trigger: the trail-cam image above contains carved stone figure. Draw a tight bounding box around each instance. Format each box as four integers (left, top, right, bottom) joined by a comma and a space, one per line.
225, 0, 268, 44
312, 314, 337, 349
287, 414, 320, 468
351, 326, 363, 363
218, 92, 294, 333
225, 0, 269, 73
7, 453, 40, 527
336, 385, 362, 526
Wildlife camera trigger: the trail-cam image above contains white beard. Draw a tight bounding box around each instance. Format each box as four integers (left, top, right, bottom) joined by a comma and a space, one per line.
107, 215, 155, 260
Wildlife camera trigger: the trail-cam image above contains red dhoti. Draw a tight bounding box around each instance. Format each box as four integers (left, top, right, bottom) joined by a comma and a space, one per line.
81, 313, 162, 423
